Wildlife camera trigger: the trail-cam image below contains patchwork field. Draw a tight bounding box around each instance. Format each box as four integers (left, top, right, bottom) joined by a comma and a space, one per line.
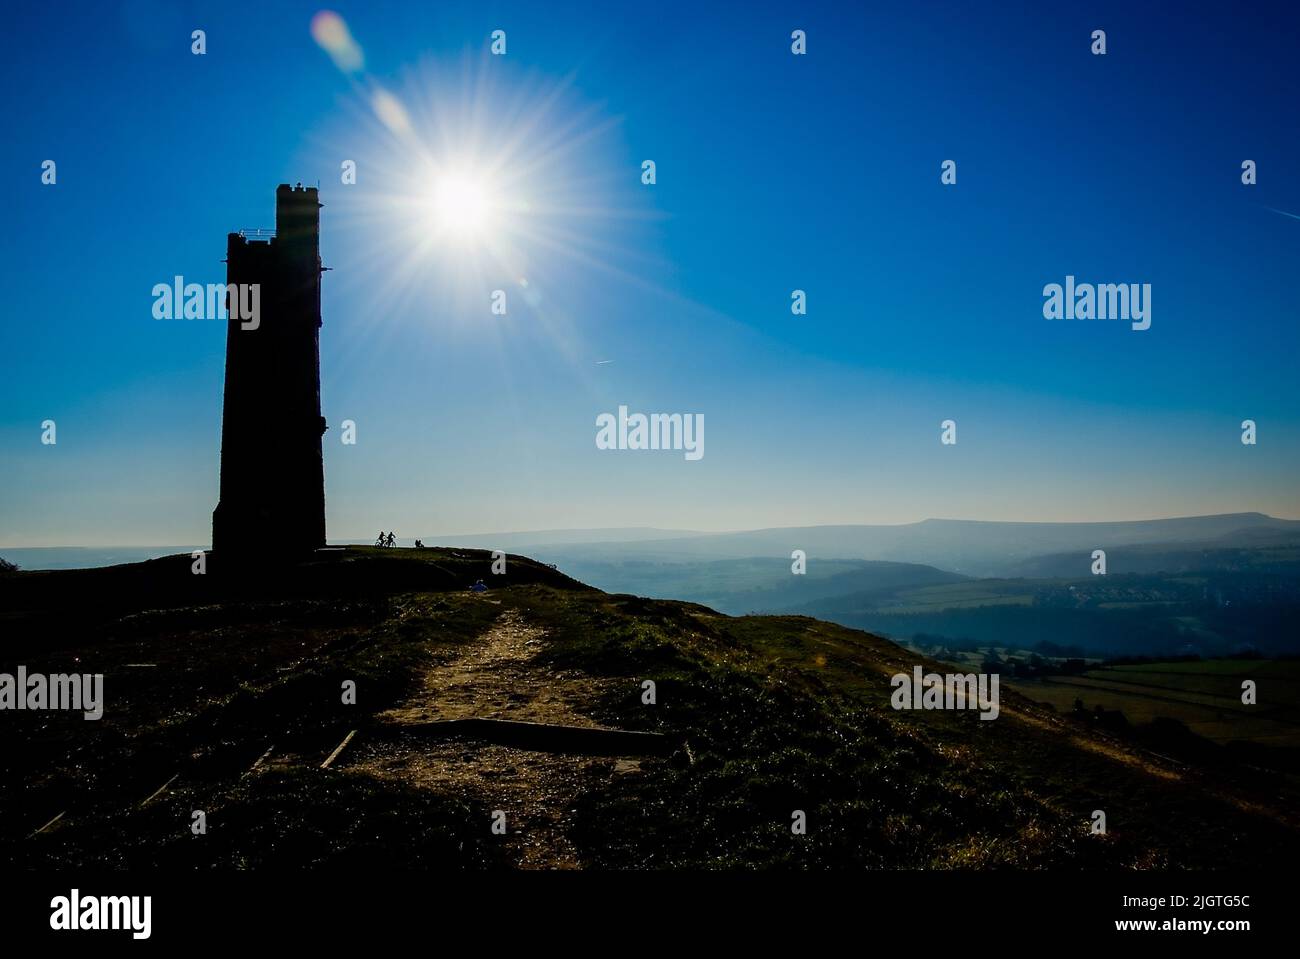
1008, 659, 1300, 748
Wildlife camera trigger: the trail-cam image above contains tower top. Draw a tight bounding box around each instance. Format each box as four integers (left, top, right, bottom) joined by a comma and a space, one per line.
274, 183, 322, 242
276, 182, 321, 211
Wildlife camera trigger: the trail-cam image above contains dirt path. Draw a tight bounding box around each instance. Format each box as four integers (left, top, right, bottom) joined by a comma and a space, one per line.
380, 606, 606, 727
352, 604, 638, 869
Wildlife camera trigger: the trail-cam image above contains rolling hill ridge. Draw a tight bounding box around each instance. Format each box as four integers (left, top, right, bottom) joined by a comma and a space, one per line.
1, 547, 1296, 869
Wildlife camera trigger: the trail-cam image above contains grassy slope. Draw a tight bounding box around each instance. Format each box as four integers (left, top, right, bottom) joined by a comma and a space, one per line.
1, 547, 1295, 869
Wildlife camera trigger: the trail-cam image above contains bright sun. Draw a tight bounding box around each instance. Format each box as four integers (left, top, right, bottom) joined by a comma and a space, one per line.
328, 52, 626, 308
424, 172, 497, 239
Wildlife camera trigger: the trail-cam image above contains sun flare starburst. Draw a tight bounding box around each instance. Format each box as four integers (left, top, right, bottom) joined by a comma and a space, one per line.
308, 23, 668, 365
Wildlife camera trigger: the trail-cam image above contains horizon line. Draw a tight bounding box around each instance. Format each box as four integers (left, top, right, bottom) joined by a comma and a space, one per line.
4, 509, 1297, 551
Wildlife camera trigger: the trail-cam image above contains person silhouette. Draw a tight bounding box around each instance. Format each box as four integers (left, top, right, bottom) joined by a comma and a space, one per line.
386, 532, 396, 548
414, 539, 424, 549
376, 531, 386, 547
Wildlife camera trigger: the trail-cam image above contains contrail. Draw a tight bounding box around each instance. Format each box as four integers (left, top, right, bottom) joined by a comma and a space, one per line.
1262, 205, 1300, 221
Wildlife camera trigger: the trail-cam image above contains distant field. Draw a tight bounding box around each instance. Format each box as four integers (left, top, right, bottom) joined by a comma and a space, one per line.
1007, 659, 1300, 748
875, 582, 1034, 613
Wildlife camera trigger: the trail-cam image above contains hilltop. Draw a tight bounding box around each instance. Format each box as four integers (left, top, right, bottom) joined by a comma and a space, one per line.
1, 547, 1297, 869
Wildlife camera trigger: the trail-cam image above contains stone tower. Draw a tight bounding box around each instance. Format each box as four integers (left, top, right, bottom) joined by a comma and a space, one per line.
212, 184, 327, 555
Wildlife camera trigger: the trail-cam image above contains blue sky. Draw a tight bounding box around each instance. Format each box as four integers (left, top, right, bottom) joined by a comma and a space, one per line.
2, 0, 1299, 546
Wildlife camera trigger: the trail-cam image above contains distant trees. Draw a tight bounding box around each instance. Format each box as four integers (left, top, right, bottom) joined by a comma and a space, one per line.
1067, 697, 1130, 733
1034, 639, 1086, 658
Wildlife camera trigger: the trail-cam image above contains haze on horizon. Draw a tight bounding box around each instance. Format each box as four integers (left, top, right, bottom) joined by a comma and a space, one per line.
5, 511, 1300, 553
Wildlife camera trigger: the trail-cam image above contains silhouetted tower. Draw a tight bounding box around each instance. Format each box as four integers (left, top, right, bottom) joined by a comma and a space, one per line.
213, 184, 327, 554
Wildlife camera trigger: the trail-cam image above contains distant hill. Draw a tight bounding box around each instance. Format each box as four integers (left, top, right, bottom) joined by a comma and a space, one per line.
1002, 536, 1300, 578
2, 546, 1298, 870
10, 513, 1299, 575
448, 512, 1300, 578
474, 516, 1300, 659
546, 557, 968, 614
